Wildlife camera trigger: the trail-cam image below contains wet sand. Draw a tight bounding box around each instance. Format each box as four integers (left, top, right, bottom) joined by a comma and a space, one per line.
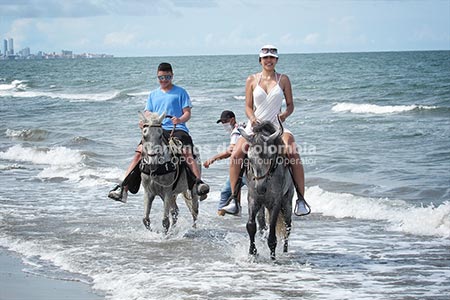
0, 248, 103, 300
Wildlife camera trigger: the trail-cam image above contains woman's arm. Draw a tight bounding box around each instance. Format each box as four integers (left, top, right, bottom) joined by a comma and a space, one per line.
245, 74, 258, 125
279, 74, 294, 122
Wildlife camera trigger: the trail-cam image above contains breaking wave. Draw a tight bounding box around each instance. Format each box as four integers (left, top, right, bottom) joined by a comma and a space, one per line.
332, 102, 437, 114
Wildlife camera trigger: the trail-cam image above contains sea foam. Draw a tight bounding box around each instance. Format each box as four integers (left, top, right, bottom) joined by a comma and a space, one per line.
0, 80, 27, 91
306, 186, 450, 238
0, 145, 83, 166
332, 102, 437, 114
0, 79, 120, 101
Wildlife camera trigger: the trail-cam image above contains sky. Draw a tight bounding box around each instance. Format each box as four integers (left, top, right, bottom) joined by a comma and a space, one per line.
0, 0, 449, 57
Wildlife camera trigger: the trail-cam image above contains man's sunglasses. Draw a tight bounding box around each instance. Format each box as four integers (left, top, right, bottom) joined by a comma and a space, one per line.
157, 75, 173, 81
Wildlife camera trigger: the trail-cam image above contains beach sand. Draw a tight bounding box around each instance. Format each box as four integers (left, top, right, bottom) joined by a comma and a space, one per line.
0, 248, 104, 300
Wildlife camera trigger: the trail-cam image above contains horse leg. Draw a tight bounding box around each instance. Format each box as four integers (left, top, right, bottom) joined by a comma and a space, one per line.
268, 207, 281, 260
282, 189, 294, 252
256, 207, 267, 235
183, 190, 198, 228
247, 202, 261, 256
170, 195, 179, 227
162, 194, 172, 234
283, 207, 292, 253
143, 189, 155, 230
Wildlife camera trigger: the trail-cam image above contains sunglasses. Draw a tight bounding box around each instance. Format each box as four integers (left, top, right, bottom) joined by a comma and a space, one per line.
260, 48, 278, 55
157, 75, 173, 81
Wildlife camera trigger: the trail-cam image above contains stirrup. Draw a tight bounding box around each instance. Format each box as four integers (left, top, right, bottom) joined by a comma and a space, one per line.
294, 193, 311, 216
108, 184, 127, 203
195, 179, 210, 196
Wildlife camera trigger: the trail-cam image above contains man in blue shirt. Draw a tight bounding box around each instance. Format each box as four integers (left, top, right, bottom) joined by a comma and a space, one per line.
109, 62, 209, 202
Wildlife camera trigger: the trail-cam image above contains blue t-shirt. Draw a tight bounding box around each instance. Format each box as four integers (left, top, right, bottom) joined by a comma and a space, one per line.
145, 85, 192, 132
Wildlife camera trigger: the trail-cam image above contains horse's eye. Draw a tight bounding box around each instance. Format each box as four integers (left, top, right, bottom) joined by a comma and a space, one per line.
143, 127, 149, 137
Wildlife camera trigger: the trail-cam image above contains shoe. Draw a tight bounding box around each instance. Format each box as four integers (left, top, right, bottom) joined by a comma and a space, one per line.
108, 185, 128, 203
294, 193, 310, 216
220, 199, 239, 215
195, 179, 210, 196
199, 194, 208, 201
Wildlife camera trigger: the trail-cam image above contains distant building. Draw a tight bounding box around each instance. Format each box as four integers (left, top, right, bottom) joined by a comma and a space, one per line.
61, 50, 73, 58
2, 39, 7, 57
8, 38, 14, 55
20, 47, 31, 57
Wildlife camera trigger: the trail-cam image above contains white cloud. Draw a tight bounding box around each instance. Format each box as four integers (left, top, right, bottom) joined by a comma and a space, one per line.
303, 33, 320, 45
104, 30, 136, 46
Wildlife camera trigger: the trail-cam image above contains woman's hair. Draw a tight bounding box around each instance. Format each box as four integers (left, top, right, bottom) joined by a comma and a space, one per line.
158, 62, 173, 73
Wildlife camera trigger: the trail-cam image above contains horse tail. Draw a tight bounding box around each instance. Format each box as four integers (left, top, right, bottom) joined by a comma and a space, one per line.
265, 208, 288, 242
276, 211, 287, 241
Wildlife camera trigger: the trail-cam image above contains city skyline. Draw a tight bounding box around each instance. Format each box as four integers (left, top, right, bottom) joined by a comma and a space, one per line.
1, 37, 113, 59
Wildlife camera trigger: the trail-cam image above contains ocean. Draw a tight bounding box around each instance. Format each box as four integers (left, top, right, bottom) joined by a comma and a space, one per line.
0, 51, 449, 300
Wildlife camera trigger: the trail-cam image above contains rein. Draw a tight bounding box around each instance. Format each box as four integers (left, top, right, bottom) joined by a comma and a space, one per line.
249, 153, 281, 181
141, 121, 182, 188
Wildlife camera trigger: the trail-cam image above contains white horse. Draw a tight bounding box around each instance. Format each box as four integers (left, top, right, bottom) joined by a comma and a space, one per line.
239, 121, 294, 259
139, 112, 200, 233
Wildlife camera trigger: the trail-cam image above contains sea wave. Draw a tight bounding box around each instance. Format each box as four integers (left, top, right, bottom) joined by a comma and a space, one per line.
0, 79, 28, 91
332, 102, 437, 114
0, 144, 118, 186
307, 186, 450, 238
0, 89, 121, 102
0, 145, 83, 166
5, 128, 49, 141
0, 79, 122, 101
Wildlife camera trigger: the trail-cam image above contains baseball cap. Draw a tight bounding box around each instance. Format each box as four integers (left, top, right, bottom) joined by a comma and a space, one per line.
259, 44, 278, 58
216, 110, 235, 123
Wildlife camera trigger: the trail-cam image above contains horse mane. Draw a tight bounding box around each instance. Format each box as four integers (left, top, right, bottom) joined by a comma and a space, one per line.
253, 121, 276, 134
252, 121, 282, 145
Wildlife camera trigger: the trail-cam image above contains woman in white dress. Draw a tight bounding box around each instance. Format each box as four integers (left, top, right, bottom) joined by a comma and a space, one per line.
224, 45, 308, 216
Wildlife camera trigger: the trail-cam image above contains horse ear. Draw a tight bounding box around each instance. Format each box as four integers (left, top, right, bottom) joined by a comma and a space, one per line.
138, 111, 148, 123
266, 126, 282, 143
158, 112, 166, 124
239, 127, 254, 144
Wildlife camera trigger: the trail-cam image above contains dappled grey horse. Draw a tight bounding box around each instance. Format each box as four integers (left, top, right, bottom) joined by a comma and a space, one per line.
240, 121, 294, 259
139, 112, 200, 233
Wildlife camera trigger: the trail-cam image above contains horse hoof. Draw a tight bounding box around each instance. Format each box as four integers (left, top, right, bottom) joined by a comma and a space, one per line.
143, 218, 151, 230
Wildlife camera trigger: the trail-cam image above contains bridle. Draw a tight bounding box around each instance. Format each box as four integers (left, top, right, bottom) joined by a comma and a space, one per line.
141, 121, 181, 188
247, 142, 284, 182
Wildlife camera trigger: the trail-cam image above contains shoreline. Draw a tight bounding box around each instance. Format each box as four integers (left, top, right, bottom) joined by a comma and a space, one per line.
0, 247, 104, 300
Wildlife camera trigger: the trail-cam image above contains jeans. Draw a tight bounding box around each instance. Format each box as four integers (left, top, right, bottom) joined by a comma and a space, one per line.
218, 176, 247, 210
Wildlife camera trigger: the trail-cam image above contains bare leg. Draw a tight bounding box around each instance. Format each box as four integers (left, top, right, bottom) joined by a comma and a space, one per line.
282, 133, 305, 196
183, 148, 200, 178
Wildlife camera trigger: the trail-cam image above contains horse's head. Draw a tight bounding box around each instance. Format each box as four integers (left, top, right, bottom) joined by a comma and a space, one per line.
240, 121, 283, 194
139, 111, 167, 165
